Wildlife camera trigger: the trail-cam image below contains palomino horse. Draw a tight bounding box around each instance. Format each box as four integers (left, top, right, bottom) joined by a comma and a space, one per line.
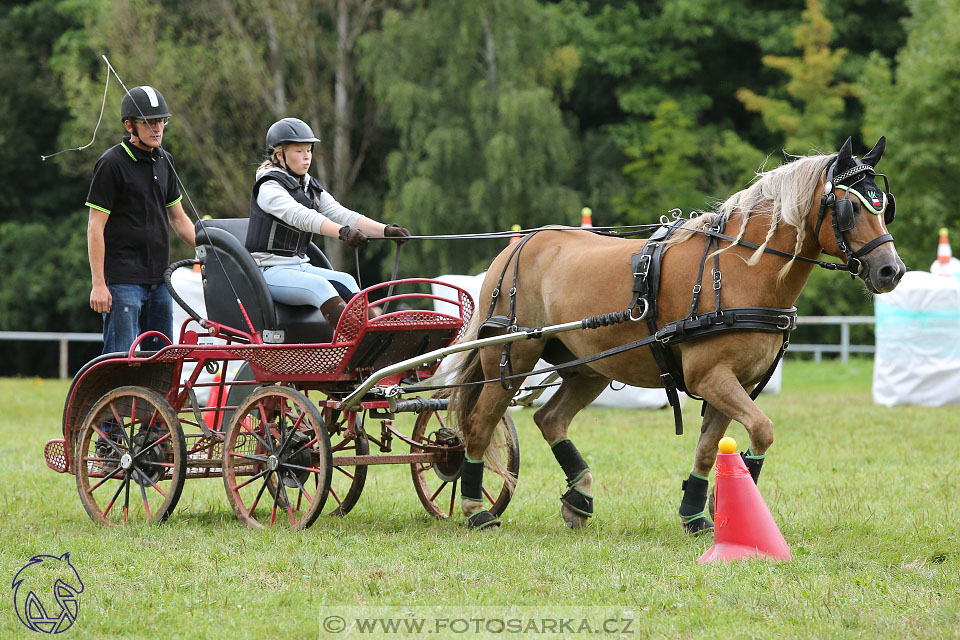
448, 137, 904, 531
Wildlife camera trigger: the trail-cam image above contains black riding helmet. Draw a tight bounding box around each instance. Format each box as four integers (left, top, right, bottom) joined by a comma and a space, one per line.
265, 117, 320, 150
265, 118, 320, 178
120, 86, 171, 123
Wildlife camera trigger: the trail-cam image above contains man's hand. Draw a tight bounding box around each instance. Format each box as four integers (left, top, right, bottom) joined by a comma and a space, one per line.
90, 284, 112, 314
383, 224, 411, 245
338, 225, 369, 247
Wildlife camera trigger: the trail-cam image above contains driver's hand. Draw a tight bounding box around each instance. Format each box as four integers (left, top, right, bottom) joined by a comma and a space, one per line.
338, 226, 369, 247
383, 224, 411, 245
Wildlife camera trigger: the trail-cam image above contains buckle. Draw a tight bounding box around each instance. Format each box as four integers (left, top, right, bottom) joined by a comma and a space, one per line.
629, 299, 648, 322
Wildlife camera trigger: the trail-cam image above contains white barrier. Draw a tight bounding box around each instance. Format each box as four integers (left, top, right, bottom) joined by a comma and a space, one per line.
873, 270, 960, 406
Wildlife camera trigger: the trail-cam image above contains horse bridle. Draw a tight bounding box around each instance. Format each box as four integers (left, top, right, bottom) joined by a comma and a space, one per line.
814, 156, 896, 277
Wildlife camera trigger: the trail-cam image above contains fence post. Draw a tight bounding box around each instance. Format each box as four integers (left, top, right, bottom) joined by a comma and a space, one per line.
59, 339, 69, 380
841, 322, 850, 363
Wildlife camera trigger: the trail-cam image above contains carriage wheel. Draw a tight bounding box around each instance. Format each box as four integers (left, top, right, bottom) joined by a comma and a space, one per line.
75, 386, 186, 526
410, 410, 519, 519
222, 386, 332, 530
323, 408, 369, 517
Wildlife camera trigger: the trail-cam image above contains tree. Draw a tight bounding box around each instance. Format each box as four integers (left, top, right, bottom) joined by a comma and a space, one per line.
736, 0, 853, 155
554, 0, 778, 224
861, 0, 960, 271
51, 0, 389, 270
360, 0, 582, 276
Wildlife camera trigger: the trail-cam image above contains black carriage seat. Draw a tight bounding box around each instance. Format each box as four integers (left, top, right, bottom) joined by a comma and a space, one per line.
194, 218, 336, 344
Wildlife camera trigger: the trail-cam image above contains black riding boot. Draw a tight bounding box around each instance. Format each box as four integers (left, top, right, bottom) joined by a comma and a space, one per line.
320, 296, 347, 328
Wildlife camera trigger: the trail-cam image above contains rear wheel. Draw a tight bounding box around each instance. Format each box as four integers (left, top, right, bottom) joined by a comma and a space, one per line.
222, 386, 332, 529
75, 386, 186, 525
410, 410, 519, 519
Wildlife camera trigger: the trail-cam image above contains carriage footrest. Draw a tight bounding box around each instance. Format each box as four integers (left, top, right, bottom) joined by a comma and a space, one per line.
45, 439, 68, 473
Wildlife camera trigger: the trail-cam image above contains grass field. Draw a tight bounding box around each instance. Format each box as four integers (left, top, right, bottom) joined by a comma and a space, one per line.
2, 359, 958, 639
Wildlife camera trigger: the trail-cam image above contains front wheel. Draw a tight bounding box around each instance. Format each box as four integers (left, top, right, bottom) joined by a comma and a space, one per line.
75, 386, 186, 525
222, 386, 332, 529
410, 410, 519, 519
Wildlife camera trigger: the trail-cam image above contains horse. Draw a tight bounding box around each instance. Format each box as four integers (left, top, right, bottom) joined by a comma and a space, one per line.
447, 136, 904, 532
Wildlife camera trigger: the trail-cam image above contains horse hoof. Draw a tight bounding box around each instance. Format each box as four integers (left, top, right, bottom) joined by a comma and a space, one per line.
681, 516, 714, 536
466, 510, 501, 531
561, 504, 590, 529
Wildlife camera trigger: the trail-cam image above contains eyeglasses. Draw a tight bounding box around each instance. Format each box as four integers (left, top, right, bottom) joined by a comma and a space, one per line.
133, 117, 170, 126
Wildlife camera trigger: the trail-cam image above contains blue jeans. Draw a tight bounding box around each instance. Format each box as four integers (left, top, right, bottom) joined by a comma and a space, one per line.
101, 283, 173, 354
260, 263, 359, 307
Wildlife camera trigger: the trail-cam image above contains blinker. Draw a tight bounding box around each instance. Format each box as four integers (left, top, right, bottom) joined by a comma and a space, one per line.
834, 197, 855, 232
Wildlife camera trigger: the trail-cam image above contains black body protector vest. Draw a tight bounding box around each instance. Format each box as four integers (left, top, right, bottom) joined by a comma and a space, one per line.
245, 170, 324, 257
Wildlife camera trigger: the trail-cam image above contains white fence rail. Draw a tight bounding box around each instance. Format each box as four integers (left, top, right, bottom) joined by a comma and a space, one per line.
0, 316, 876, 379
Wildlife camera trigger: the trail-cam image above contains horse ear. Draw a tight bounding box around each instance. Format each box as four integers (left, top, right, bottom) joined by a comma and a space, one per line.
862, 136, 886, 168
60, 552, 71, 562
836, 137, 853, 169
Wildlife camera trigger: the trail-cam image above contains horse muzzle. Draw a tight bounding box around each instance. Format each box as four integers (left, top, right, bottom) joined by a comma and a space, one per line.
862, 254, 906, 293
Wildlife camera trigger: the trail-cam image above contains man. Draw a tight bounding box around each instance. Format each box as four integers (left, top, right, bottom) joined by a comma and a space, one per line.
85, 85, 195, 353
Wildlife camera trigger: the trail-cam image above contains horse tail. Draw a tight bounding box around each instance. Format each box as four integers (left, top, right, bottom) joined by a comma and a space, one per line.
445, 312, 484, 431
443, 314, 517, 493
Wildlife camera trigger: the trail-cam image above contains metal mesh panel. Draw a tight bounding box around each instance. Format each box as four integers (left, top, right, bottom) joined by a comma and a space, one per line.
228, 346, 349, 375
336, 302, 366, 342
458, 291, 475, 340
44, 439, 67, 473
370, 312, 460, 328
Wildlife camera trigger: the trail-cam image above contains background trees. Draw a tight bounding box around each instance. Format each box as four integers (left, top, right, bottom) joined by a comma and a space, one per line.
1, 0, 953, 376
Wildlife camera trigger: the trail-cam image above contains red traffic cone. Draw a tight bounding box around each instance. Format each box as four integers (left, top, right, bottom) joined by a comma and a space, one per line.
580, 207, 593, 228
509, 223, 522, 245
699, 442, 790, 563
937, 228, 952, 270
204, 371, 224, 431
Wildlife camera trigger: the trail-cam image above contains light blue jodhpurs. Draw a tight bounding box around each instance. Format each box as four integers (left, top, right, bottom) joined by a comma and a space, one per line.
260, 263, 360, 307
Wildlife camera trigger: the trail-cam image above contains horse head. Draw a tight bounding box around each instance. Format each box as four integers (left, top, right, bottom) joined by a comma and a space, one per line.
814, 136, 905, 293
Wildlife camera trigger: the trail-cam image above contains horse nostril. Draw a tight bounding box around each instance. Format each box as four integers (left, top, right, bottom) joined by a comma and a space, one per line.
878, 264, 899, 284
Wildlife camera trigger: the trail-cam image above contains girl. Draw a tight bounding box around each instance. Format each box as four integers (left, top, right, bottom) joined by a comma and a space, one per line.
245, 117, 409, 327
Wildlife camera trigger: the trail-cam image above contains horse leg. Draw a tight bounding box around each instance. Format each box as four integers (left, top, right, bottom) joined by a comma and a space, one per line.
683, 368, 775, 532
533, 373, 609, 528
459, 345, 542, 530
679, 402, 732, 534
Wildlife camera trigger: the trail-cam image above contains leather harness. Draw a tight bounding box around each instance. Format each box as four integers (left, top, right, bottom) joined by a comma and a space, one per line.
473, 155, 895, 436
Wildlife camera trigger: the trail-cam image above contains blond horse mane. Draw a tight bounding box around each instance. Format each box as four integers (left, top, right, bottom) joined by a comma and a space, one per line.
664, 153, 836, 281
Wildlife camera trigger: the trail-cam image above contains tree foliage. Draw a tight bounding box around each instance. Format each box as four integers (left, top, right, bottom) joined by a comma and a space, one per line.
361, 0, 581, 275
4, 0, 954, 375
736, 0, 853, 155
861, 0, 960, 271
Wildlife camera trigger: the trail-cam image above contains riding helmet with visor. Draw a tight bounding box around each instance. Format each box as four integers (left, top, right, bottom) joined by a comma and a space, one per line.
265, 117, 320, 150
120, 86, 171, 124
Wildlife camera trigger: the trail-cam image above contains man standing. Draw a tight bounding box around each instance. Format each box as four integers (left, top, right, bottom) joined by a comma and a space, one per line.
85, 85, 195, 353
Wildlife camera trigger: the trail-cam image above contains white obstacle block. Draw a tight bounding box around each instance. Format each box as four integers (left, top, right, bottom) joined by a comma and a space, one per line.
170, 267, 244, 404
873, 270, 960, 406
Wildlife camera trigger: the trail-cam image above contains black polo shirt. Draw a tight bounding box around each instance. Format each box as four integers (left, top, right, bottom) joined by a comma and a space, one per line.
85, 137, 183, 284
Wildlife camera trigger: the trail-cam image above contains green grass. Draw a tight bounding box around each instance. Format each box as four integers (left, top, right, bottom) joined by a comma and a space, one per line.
1, 359, 958, 639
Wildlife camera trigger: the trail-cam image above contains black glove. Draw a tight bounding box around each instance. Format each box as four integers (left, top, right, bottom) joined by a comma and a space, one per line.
383, 223, 411, 245
338, 225, 368, 247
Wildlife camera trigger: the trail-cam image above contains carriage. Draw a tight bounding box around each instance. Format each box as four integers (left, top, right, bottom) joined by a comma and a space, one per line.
44, 136, 904, 534
42, 218, 520, 528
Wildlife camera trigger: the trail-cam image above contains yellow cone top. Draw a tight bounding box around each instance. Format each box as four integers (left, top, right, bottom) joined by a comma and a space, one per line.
718, 436, 737, 454
511, 224, 522, 232
940, 227, 949, 237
